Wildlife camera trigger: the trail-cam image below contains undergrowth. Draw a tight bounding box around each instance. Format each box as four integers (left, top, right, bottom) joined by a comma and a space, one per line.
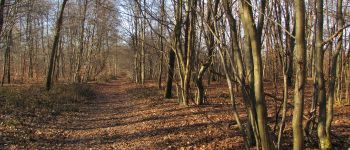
0, 84, 97, 148
0, 84, 96, 119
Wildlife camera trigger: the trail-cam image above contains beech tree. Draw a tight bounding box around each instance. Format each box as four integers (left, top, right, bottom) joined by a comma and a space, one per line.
74, 0, 88, 83
46, 0, 68, 90
240, 0, 272, 149
293, 0, 307, 149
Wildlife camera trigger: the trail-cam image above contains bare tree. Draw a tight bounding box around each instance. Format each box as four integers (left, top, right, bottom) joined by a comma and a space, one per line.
293, 0, 307, 149
46, 0, 68, 90
240, 0, 272, 149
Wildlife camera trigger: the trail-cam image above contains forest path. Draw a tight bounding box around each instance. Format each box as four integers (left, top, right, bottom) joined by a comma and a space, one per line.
35, 79, 241, 149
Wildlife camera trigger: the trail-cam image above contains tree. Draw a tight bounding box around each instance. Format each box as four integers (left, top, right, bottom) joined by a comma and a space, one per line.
46, 0, 68, 90
157, 0, 165, 89
285, 1, 295, 87
140, 0, 145, 85
293, 0, 307, 149
0, 0, 5, 36
276, 1, 294, 148
169, 0, 197, 105
222, 0, 257, 146
2, 29, 12, 86
195, 0, 218, 105
314, 0, 331, 148
164, 49, 175, 99
325, 0, 345, 148
240, 0, 272, 149
74, 0, 88, 83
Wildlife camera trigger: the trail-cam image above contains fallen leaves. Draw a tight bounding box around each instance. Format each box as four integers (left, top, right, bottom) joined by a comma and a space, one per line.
0, 80, 348, 149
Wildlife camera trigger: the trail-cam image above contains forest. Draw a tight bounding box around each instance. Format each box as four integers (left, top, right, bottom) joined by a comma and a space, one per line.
0, 0, 349, 149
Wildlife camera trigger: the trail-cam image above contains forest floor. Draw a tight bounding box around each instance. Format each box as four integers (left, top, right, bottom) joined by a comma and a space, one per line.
0, 79, 349, 149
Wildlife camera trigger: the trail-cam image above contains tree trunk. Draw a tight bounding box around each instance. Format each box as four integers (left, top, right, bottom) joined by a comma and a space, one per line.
2, 30, 12, 86
169, 0, 183, 101
165, 50, 176, 98
27, 7, 34, 79
240, 0, 272, 149
46, 0, 68, 90
157, 0, 165, 89
140, 0, 146, 85
75, 0, 88, 83
277, 72, 288, 150
325, 0, 344, 148
293, 0, 307, 149
174, 0, 197, 106
0, 0, 5, 36
217, 43, 249, 150
286, 2, 295, 87
315, 0, 331, 148
223, 0, 256, 146
195, 0, 218, 105
0, 0, 7, 86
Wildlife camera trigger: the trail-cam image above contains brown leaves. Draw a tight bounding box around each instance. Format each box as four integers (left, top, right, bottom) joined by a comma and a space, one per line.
0, 80, 349, 149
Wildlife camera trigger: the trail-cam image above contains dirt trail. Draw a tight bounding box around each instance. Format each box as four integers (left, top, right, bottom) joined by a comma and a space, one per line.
10, 79, 348, 149
30, 79, 241, 149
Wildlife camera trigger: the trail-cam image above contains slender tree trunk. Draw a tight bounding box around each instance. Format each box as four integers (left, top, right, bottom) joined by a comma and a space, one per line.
0, 0, 6, 85
46, 0, 68, 90
140, 0, 146, 85
158, 45, 164, 88
27, 7, 34, 79
286, 2, 295, 87
217, 44, 249, 150
315, 0, 331, 149
223, 0, 256, 146
240, 0, 271, 149
2, 30, 12, 86
241, 7, 260, 150
168, 0, 183, 101
325, 0, 344, 148
0, 0, 5, 36
177, 0, 197, 106
157, 0, 165, 89
75, 0, 88, 83
346, 50, 349, 104
133, 1, 141, 83
293, 0, 307, 149
6, 29, 11, 84
165, 50, 176, 98
140, 24, 145, 85
134, 52, 139, 83
277, 70, 288, 150
195, 0, 218, 105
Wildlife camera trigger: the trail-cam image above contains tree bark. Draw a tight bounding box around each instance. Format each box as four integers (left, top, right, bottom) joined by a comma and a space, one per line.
157, 0, 165, 89
195, 0, 218, 105
285, 2, 295, 87
223, 0, 256, 146
2, 29, 12, 86
240, 0, 272, 149
0, 0, 5, 36
325, 0, 344, 148
46, 0, 68, 90
315, 0, 331, 148
293, 0, 307, 149
165, 50, 176, 98
74, 0, 88, 83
